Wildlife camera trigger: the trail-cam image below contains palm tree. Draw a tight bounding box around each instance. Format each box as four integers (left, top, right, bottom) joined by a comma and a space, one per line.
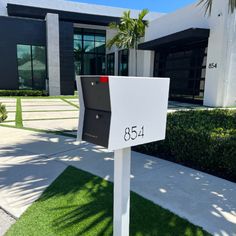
198, 0, 236, 15
107, 9, 149, 76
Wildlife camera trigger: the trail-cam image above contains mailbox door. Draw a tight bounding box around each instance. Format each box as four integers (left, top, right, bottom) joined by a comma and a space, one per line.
81, 77, 111, 112
82, 109, 111, 148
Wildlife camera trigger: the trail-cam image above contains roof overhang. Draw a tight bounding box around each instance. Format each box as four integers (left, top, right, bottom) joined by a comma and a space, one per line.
7, 4, 120, 26
139, 28, 210, 50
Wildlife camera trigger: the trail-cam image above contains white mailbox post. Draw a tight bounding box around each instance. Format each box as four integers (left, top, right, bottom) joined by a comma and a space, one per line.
77, 76, 170, 236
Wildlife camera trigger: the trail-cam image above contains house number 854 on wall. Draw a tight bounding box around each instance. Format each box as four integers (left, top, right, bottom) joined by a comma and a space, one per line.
124, 126, 144, 141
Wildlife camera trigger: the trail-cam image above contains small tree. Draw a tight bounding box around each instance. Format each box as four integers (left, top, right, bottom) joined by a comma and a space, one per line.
198, 0, 236, 15
107, 9, 149, 76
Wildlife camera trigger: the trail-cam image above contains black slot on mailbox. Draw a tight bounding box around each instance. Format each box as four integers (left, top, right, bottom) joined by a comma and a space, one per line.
81, 77, 111, 112
80, 76, 111, 147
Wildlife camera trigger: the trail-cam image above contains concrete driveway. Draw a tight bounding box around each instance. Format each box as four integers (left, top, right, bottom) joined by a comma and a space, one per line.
0, 97, 79, 135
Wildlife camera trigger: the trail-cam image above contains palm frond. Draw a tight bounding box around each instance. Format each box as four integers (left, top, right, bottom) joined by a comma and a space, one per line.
106, 34, 121, 49
198, 0, 212, 16
229, 0, 236, 13
108, 22, 118, 30
138, 9, 149, 21
107, 8, 149, 50
198, 0, 236, 15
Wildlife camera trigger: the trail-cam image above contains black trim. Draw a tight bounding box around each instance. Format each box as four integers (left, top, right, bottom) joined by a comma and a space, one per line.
138, 28, 210, 50
106, 53, 115, 75
59, 21, 74, 95
7, 4, 120, 26
0, 16, 46, 90
153, 40, 208, 104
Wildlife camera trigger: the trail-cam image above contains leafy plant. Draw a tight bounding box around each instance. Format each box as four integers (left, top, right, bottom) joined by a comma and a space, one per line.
107, 9, 149, 75
0, 103, 7, 122
134, 110, 236, 182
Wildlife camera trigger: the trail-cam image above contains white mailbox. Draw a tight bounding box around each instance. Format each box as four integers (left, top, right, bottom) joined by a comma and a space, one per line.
77, 75, 170, 236
77, 76, 170, 151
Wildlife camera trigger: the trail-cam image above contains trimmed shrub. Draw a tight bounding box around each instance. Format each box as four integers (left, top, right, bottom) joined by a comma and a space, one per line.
0, 90, 48, 96
0, 103, 7, 122
134, 109, 236, 182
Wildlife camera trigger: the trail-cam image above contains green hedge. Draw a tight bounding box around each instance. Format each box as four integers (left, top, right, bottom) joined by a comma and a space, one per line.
0, 90, 48, 96
134, 110, 236, 182
0, 103, 7, 122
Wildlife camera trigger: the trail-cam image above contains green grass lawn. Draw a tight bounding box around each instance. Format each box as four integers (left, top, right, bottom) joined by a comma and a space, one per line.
6, 166, 211, 236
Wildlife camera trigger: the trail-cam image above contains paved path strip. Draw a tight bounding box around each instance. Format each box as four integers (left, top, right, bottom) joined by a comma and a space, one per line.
0, 98, 16, 122
22, 111, 79, 120
0, 126, 235, 236
23, 119, 78, 131
0, 208, 16, 236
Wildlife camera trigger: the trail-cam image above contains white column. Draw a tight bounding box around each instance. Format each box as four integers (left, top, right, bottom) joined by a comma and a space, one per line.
142, 50, 155, 77
128, 49, 136, 76
128, 49, 154, 77
46, 13, 61, 96
223, 13, 236, 107
113, 147, 131, 236
204, 0, 236, 107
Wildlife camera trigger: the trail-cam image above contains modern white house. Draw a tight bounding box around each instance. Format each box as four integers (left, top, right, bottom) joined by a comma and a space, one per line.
0, 0, 235, 107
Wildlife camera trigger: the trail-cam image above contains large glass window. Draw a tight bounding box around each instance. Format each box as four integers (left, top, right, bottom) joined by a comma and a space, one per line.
154, 41, 207, 104
106, 53, 115, 75
118, 49, 129, 76
17, 45, 46, 90
74, 28, 106, 75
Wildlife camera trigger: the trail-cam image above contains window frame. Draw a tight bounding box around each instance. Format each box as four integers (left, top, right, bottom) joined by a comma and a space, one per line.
17, 44, 47, 90
106, 52, 115, 75
74, 28, 106, 76
118, 49, 129, 76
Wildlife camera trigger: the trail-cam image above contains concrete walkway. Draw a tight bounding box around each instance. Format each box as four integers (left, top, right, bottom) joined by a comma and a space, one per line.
0, 126, 236, 236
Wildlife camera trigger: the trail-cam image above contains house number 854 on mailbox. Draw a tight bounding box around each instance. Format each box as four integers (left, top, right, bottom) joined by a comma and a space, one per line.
124, 126, 144, 141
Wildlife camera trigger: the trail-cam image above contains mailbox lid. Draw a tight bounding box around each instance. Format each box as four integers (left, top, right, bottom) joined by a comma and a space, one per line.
82, 108, 111, 148
81, 76, 111, 112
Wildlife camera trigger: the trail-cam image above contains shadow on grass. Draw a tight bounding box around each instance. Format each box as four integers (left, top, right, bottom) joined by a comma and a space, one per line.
6, 166, 210, 236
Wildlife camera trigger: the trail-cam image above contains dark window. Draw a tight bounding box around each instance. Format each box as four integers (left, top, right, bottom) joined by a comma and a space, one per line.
118, 49, 129, 76
74, 28, 106, 75
106, 53, 115, 75
17, 45, 46, 90
154, 41, 207, 104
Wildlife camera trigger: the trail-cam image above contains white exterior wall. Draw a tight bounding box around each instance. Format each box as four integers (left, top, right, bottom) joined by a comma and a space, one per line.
145, 3, 209, 42
204, 0, 236, 107
0, 1, 7, 16
144, 0, 236, 107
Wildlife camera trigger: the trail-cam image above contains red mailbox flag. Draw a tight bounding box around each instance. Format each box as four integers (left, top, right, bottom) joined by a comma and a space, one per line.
100, 76, 109, 83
